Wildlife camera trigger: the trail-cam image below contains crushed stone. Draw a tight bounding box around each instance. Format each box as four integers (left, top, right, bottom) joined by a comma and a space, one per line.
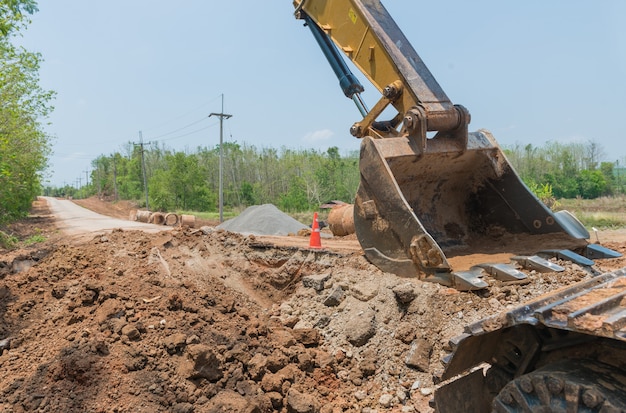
217, 204, 308, 236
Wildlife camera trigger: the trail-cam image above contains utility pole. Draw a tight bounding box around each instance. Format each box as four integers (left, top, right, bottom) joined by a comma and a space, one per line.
83, 169, 89, 187
112, 156, 118, 201
133, 131, 151, 209
96, 168, 101, 198
209, 94, 232, 223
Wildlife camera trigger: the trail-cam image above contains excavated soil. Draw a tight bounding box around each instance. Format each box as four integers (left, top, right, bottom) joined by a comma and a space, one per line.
0, 197, 625, 412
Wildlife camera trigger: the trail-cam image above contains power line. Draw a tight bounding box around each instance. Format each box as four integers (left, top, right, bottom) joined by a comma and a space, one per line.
156, 121, 219, 143
142, 94, 223, 133
150, 116, 211, 140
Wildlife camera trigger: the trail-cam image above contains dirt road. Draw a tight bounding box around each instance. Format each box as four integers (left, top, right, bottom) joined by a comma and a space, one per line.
44, 196, 168, 236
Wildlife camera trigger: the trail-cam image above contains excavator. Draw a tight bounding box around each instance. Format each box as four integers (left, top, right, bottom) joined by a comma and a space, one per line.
293, 0, 626, 411
293, 0, 620, 291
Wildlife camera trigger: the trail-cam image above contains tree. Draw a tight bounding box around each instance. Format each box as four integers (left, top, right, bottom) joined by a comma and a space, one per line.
0, 0, 38, 36
0, 0, 54, 225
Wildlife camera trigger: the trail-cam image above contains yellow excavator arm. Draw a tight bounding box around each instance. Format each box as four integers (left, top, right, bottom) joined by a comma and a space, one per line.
293, 0, 469, 147
294, 0, 619, 290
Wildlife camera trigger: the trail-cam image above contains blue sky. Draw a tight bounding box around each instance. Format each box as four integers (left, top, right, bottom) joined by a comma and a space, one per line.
18, 1, 626, 187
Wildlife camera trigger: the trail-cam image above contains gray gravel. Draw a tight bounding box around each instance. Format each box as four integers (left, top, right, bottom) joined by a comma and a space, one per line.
217, 204, 308, 236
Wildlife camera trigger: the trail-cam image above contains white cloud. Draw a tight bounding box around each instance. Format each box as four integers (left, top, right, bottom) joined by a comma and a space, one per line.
302, 129, 334, 144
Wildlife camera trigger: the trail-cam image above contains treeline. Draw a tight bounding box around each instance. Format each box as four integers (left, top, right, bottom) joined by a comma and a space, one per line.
45, 139, 626, 214
0, 0, 54, 225
504, 141, 624, 199
47, 143, 361, 213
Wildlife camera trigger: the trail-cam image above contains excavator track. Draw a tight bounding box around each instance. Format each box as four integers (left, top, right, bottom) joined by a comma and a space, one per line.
435, 267, 626, 412
492, 360, 626, 412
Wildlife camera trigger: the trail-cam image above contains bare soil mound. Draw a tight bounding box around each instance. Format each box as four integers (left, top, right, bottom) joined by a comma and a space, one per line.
0, 198, 625, 412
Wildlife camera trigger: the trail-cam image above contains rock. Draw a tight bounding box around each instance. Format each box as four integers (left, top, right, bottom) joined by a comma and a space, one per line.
282, 316, 300, 328
94, 299, 124, 324
323, 286, 345, 307
392, 283, 417, 305
354, 390, 367, 401
394, 322, 416, 344
108, 318, 127, 335
379, 393, 394, 408
359, 358, 376, 377
286, 388, 320, 413
272, 328, 297, 348
163, 333, 187, 354
350, 281, 379, 302
204, 390, 252, 412
266, 351, 290, 373
11, 259, 36, 274
345, 309, 376, 347
266, 391, 283, 410
297, 350, 315, 372
405, 338, 432, 372
291, 328, 320, 347
261, 372, 283, 393
179, 344, 223, 382
314, 315, 331, 328
280, 302, 295, 315
122, 348, 147, 372
121, 324, 140, 340
302, 273, 331, 292
247, 353, 268, 380
171, 402, 194, 413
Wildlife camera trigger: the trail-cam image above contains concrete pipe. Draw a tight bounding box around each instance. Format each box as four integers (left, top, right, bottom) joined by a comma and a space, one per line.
149, 212, 165, 225
164, 213, 179, 226
135, 210, 151, 223
180, 214, 196, 228
129, 209, 138, 221
327, 204, 355, 236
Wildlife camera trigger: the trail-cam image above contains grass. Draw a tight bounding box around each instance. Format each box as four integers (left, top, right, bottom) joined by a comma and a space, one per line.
23, 234, 47, 245
557, 196, 626, 229
0, 230, 18, 249
176, 210, 238, 221
0, 228, 47, 250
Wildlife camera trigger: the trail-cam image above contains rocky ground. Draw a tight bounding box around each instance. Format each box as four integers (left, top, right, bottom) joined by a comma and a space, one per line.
0, 198, 625, 412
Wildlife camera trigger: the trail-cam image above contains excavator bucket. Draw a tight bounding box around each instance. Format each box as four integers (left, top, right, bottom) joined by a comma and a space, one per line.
354, 130, 590, 288
293, 0, 613, 290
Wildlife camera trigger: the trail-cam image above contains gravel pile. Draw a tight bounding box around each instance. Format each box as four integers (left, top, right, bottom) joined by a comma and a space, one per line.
217, 204, 308, 236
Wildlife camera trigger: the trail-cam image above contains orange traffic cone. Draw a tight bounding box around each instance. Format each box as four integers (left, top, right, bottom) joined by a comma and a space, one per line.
309, 212, 322, 249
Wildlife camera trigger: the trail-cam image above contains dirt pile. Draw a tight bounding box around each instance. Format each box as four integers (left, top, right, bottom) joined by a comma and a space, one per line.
1, 199, 625, 412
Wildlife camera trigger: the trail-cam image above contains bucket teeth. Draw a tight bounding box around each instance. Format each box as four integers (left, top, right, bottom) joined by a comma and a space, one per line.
585, 244, 623, 260
472, 263, 528, 282
511, 255, 565, 273
540, 249, 594, 267
426, 269, 488, 291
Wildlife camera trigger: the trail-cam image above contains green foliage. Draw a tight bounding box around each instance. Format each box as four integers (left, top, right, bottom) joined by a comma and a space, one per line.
279, 175, 309, 212
23, 232, 45, 245
0, 229, 18, 249
0, 0, 37, 36
0, 0, 54, 225
526, 181, 558, 209
577, 169, 607, 199
506, 140, 619, 200
83, 141, 361, 214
